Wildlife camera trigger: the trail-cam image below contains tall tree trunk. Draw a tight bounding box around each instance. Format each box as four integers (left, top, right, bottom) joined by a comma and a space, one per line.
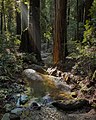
53, 0, 67, 64
21, 2, 28, 31
76, 0, 79, 41
16, 1, 21, 35
1, 0, 4, 34
16, 11, 21, 35
84, 0, 94, 22
67, 0, 70, 25
78, 1, 84, 23
7, 8, 11, 32
77, 0, 85, 42
29, 0, 41, 61
4, 14, 6, 31
40, 0, 46, 42
7, 5, 13, 32
20, 0, 42, 61
3, 0, 6, 31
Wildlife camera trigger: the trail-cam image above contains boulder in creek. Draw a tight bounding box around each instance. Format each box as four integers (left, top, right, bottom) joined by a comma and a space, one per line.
11, 107, 24, 115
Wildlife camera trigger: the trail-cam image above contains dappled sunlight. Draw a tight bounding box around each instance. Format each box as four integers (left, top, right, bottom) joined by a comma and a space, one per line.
21, 2, 29, 30
19, 0, 41, 60
23, 71, 72, 100
40, 74, 73, 100
0, 0, 96, 119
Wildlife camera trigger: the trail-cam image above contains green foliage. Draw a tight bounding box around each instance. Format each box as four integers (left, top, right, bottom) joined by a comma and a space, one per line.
0, 51, 23, 78
73, 0, 96, 79
0, 33, 22, 78
92, 70, 96, 81
83, 0, 96, 46
40, 0, 53, 42
21, 0, 29, 4
73, 45, 96, 78
0, 32, 37, 80
0, 32, 20, 52
67, 20, 77, 41
83, 20, 96, 46
22, 53, 37, 64
90, 0, 96, 18
0, 49, 37, 80
44, 28, 52, 41
67, 0, 79, 54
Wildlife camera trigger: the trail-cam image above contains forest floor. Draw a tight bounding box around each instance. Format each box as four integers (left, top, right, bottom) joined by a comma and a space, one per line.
0, 46, 96, 120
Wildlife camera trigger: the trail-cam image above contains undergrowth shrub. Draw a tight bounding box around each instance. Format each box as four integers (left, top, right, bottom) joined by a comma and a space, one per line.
72, 46, 96, 79
0, 33, 37, 80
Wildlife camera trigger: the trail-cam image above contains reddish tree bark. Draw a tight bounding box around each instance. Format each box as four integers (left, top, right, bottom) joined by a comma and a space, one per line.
53, 0, 67, 64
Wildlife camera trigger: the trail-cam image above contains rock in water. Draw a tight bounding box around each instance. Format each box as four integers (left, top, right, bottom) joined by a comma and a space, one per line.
11, 108, 23, 115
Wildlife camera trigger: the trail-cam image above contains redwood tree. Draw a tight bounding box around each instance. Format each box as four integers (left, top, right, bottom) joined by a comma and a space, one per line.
29, 0, 41, 61
53, 0, 67, 64
29, 0, 41, 52
20, 0, 42, 61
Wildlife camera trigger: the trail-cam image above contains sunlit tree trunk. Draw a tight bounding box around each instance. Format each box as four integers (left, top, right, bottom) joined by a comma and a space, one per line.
53, 0, 67, 64
20, 0, 42, 61
29, 0, 41, 61
21, 2, 28, 31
